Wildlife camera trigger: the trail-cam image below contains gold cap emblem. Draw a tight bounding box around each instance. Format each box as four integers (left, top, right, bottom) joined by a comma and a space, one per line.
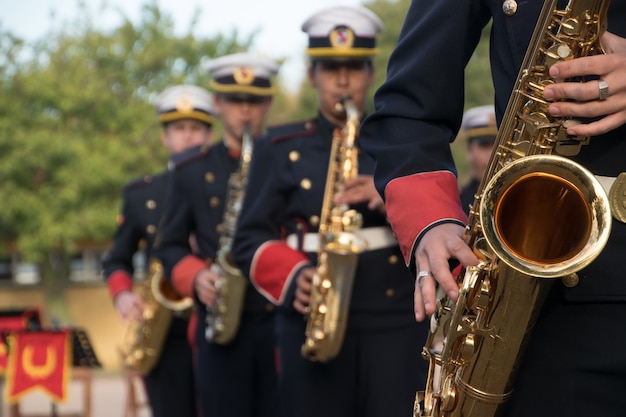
176, 94, 194, 114
329, 26, 355, 49
233, 66, 255, 85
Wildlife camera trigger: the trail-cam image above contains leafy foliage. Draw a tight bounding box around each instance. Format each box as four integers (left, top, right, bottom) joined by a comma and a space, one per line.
0, 2, 248, 281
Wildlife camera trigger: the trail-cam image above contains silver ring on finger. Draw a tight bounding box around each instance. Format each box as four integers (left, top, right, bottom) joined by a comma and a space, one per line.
598, 79, 609, 101
417, 270, 431, 286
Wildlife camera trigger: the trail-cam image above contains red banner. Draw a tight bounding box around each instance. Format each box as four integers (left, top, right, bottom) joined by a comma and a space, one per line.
5, 330, 71, 403
0, 339, 7, 373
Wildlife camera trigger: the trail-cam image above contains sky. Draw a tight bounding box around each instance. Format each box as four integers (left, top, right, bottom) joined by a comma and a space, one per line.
0, 0, 364, 91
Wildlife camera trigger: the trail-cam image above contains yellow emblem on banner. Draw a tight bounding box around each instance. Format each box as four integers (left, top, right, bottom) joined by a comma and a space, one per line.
23, 345, 57, 379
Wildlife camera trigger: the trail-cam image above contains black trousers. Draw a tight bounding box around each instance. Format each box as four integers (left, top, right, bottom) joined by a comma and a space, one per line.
195, 312, 278, 417
144, 316, 197, 417
502, 299, 626, 417
275, 311, 429, 417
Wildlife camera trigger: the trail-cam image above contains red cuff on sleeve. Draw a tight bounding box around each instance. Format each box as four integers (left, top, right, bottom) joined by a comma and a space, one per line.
385, 171, 467, 264
172, 255, 208, 298
107, 270, 134, 300
251, 241, 310, 305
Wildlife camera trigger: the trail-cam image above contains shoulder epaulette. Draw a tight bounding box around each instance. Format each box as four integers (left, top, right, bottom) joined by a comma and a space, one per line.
123, 175, 155, 191
267, 119, 317, 144
173, 143, 211, 170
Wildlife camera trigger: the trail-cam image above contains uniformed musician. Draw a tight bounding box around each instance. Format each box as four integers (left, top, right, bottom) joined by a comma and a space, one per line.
231, 6, 430, 417
154, 53, 280, 417
458, 105, 497, 213
103, 84, 214, 417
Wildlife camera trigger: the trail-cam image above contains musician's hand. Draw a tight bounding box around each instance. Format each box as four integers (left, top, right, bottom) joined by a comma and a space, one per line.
413, 223, 479, 322
334, 175, 385, 212
293, 267, 315, 315
543, 32, 626, 136
194, 267, 221, 308
114, 290, 144, 322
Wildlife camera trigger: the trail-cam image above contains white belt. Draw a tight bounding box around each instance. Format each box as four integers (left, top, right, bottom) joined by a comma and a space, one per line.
595, 174, 626, 223
286, 226, 397, 253
595, 175, 618, 195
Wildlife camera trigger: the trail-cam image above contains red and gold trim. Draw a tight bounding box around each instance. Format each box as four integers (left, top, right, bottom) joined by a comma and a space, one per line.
250, 241, 310, 305
385, 171, 467, 264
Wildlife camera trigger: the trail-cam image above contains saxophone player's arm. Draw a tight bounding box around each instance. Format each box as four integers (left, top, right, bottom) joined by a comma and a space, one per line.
358, 0, 489, 322
543, 32, 626, 136
103, 183, 146, 322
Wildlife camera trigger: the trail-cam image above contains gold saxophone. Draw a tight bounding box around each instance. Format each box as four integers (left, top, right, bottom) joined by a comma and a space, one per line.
122, 258, 193, 375
301, 97, 368, 362
204, 125, 252, 344
415, 1, 612, 416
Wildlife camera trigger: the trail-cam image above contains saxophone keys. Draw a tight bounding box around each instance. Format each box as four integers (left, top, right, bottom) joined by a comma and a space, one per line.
439, 375, 458, 412
459, 333, 477, 361
313, 328, 326, 340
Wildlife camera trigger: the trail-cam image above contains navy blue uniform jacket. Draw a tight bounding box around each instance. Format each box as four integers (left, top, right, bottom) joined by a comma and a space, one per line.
103, 173, 169, 297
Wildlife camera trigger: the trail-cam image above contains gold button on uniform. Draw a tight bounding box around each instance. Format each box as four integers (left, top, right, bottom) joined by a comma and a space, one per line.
205, 172, 215, 183
146, 199, 157, 210
289, 151, 300, 162
385, 288, 395, 297
210, 197, 220, 207
388, 255, 398, 264
502, 0, 517, 16
265, 303, 275, 312
310, 215, 320, 227
300, 179, 312, 190
146, 225, 157, 234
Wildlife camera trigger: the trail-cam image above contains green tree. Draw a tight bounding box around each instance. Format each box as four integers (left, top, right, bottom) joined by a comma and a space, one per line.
0, 1, 249, 321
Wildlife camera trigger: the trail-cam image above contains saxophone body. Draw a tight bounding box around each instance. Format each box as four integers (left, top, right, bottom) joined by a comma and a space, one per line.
301, 97, 368, 362
204, 125, 252, 345
122, 258, 192, 375
416, 1, 612, 416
